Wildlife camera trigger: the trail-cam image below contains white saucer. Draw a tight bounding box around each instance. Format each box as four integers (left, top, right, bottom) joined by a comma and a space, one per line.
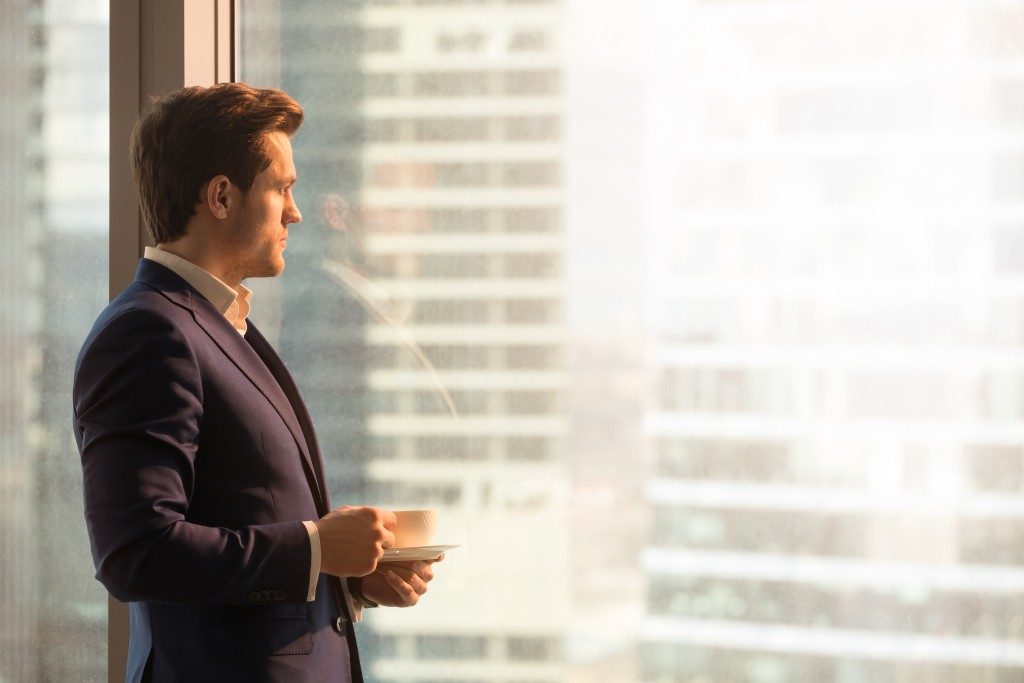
380, 544, 459, 562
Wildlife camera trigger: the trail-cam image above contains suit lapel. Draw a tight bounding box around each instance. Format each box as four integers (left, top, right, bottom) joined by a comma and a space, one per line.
134, 259, 327, 511
191, 299, 327, 512
244, 322, 332, 513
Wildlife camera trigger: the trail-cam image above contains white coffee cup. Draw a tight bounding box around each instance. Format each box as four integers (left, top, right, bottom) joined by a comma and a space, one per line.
392, 509, 437, 548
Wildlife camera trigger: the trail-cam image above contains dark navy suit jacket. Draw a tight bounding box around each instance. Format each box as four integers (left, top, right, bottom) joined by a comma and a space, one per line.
72, 259, 363, 682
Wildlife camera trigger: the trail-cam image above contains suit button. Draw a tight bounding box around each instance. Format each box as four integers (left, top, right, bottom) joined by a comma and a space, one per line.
248, 591, 259, 603
259, 590, 270, 602
274, 591, 285, 602
334, 616, 346, 633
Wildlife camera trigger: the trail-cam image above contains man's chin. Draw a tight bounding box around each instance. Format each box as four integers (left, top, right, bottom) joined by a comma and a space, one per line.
268, 258, 286, 277
246, 258, 286, 279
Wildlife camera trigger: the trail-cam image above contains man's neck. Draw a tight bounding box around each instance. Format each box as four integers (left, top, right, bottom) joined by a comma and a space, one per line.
155, 242, 241, 290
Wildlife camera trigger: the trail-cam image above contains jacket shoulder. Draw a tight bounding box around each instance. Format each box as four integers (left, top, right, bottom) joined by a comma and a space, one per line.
76, 282, 194, 366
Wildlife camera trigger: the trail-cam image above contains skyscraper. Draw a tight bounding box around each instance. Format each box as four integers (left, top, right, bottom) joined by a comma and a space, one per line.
243, 1, 571, 680
644, 1, 1024, 680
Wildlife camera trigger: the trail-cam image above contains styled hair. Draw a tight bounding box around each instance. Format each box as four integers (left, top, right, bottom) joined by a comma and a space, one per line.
130, 83, 304, 244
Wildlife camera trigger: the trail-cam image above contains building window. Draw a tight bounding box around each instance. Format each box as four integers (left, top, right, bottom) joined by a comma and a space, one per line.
414, 71, 491, 97
503, 69, 560, 96
503, 206, 561, 233
415, 635, 489, 659
503, 115, 560, 141
507, 636, 561, 661
508, 30, 549, 52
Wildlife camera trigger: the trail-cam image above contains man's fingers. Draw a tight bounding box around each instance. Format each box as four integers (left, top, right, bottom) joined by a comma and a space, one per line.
385, 570, 420, 605
385, 566, 429, 594
381, 509, 398, 529
390, 560, 434, 582
381, 528, 396, 549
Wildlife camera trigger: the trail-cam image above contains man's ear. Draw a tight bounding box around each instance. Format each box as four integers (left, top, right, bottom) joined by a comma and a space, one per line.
204, 175, 233, 219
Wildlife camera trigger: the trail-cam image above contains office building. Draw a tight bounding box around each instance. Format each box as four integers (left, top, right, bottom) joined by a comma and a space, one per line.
643, 1, 1024, 680
243, 1, 570, 680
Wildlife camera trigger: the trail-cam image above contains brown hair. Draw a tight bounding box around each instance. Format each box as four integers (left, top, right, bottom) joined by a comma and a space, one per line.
130, 83, 304, 244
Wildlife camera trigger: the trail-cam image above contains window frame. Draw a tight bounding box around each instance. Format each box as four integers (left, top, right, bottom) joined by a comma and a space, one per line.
107, 1, 235, 679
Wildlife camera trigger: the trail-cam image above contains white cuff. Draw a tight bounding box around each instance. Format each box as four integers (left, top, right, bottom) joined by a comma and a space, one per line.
302, 520, 321, 602
346, 580, 364, 623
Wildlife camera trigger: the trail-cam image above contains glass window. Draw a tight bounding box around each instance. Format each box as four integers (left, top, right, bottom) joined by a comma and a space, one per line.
240, 1, 1024, 681
0, 0, 109, 680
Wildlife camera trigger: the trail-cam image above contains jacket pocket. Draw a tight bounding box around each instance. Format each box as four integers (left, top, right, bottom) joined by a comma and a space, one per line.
202, 612, 313, 662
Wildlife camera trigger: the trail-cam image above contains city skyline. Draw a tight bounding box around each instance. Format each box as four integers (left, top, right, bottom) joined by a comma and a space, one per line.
3, 0, 1024, 681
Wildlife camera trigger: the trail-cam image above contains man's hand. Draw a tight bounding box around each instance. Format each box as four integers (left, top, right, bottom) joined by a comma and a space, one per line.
314, 505, 396, 577
360, 555, 443, 608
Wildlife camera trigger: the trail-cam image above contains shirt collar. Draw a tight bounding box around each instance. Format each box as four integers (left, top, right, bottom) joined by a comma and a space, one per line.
143, 246, 253, 335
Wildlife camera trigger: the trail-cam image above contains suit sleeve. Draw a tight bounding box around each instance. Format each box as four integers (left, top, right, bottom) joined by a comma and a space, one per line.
73, 306, 311, 605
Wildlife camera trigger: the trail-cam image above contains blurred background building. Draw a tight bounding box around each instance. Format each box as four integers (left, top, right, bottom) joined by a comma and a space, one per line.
243, 1, 573, 680
0, 0, 42, 675
0, 0, 109, 681
643, 1, 1024, 681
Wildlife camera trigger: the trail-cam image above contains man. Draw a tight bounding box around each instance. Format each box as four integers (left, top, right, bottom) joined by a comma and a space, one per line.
72, 83, 440, 682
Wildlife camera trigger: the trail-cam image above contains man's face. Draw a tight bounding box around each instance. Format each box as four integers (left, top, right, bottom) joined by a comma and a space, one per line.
229, 130, 301, 279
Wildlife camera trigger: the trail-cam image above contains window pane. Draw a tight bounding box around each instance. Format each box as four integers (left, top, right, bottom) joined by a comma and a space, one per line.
241, 0, 1024, 681
0, 0, 109, 680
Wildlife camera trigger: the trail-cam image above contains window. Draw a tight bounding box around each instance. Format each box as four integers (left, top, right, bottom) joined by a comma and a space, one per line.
965, 445, 1024, 493
506, 390, 560, 415
505, 299, 560, 324
504, 253, 559, 278
507, 436, 550, 461
413, 117, 492, 142
506, 344, 560, 369
502, 160, 560, 187
660, 367, 794, 414
503, 115, 560, 141
427, 208, 491, 233
503, 69, 560, 96
416, 635, 488, 659
504, 206, 560, 232
412, 300, 491, 323
238, 1, 1024, 681
657, 439, 795, 482
415, 436, 490, 460
507, 636, 561, 661
414, 71, 490, 97
508, 30, 550, 52
2, 2, 109, 680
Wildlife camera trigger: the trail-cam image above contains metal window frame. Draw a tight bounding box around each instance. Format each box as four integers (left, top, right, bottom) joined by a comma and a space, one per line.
107, 1, 235, 679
